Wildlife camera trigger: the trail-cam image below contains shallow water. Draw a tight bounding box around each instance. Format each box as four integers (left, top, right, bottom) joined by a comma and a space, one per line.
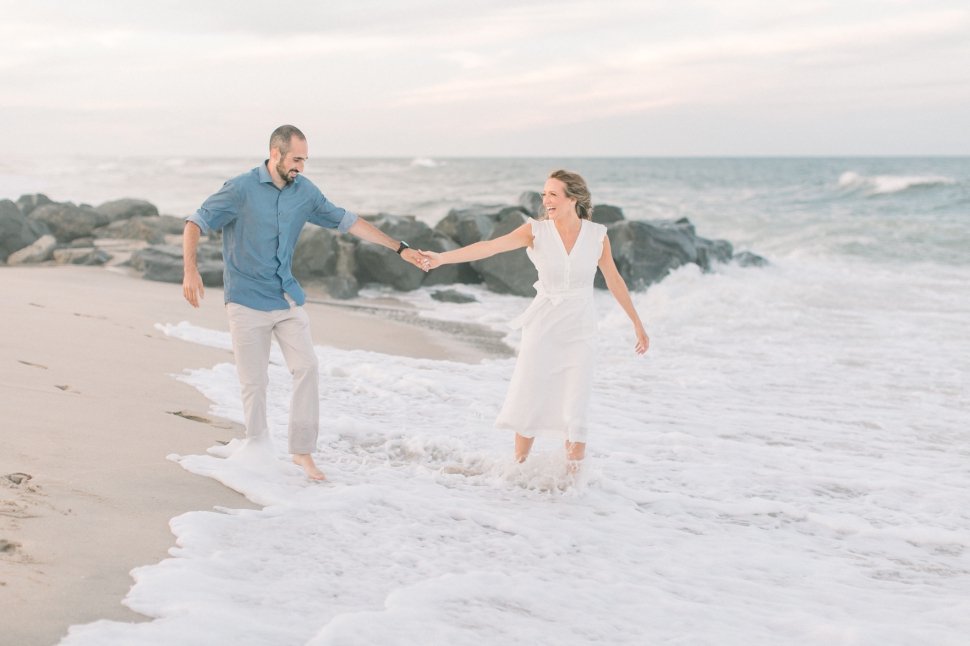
41, 156, 970, 645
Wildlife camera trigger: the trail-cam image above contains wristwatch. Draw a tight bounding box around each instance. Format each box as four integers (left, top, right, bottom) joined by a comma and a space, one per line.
396, 240, 410, 255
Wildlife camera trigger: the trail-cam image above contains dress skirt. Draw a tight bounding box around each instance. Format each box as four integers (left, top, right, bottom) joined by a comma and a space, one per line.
494, 289, 597, 443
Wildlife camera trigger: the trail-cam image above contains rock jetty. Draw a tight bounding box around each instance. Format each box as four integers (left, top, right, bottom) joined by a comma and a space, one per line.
1, 193, 766, 298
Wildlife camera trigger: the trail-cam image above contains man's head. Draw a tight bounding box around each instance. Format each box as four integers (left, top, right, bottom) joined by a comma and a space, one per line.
269, 125, 308, 185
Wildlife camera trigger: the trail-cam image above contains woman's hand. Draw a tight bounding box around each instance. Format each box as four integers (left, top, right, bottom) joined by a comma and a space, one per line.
635, 324, 649, 355
419, 250, 444, 270
401, 248, 432, 271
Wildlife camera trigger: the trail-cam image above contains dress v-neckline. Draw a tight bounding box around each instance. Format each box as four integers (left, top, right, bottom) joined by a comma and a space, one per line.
554, 219, 585, 257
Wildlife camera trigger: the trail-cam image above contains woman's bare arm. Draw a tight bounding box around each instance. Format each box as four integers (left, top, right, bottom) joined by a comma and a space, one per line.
597, 236, 649, 355
424, 222, 533, 267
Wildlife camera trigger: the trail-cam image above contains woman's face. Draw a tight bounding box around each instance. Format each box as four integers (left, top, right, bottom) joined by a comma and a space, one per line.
542, 178, 576, 221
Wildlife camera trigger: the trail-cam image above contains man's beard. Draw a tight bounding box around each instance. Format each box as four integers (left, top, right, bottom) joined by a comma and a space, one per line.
276, 161, 297, 184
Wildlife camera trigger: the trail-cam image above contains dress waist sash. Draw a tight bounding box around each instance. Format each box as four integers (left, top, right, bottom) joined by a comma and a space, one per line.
509, 282, 593, 329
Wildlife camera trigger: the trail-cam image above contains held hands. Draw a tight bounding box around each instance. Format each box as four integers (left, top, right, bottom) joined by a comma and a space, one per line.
401, 248, 436, 272
401, 248, 443, 272
418, 250, 443, 270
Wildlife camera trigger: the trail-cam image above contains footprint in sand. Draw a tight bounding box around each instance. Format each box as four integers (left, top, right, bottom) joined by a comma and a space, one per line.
17, 360, 48, 369
170, 410, 211, 423
0, 539, 21, 554
168, 410, 236, 430
4, 473, 32, 486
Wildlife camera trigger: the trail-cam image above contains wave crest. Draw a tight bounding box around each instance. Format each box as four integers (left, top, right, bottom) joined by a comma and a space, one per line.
838, 171, 956, 196
410, 157, 440, 168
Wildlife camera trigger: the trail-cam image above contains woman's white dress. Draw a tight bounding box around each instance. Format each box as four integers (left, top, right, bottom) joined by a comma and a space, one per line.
495, 218, 607, 443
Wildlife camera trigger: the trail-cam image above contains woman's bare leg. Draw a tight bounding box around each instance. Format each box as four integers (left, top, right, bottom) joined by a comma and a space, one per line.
565, 441, 586, 472
515, 433, 535, 462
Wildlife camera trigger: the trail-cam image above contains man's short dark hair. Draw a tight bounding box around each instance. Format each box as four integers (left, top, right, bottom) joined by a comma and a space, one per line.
269, 125, 306, 156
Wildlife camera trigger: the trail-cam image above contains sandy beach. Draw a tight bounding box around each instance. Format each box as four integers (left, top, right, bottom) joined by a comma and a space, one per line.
0, 265, 495, 646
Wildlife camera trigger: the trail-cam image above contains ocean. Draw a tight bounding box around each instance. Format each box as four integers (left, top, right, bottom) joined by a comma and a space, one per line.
5, 157, 968, 644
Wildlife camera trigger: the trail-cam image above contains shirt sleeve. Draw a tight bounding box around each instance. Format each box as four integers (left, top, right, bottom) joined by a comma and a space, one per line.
186, 179, 240, 234
309, 189, 358, 233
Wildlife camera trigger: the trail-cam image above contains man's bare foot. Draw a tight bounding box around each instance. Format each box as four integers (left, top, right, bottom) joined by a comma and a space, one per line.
292, 454, 326, 481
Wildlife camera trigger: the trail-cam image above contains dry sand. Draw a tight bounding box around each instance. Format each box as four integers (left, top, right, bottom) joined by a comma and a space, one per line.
0, 265, 496, 645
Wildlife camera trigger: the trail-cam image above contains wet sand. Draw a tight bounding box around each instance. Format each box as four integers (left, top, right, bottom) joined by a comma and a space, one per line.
0, 265, 495, 645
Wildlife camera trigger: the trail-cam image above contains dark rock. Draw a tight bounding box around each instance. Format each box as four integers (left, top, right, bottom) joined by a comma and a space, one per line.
293, 227, 343, 280
694, 237, 733, 271
355, 214, 434, 291
293, 226, 362, 297
133, 244, 223, 285
673, 217, 696, 234
321, 275, 359, 299
597, 219, 702, 290
431, 289, 477, 304
660, 217, 732, 271
7, 234, 57, 265
95, 198, 159, 222
16, 193, 54, 217
29, 202, 110, 242
592, 204, 624, 225
7, 190, 762, 300
518, 191, 543, 217
52, 247, 112, 266
734, 251, 769, 267
27, 218, 50, 239
93, 215, 185, 244
434, 204, 505, 246
471, 209, 537, 296
421, 231, 483, 286
596, 217, 738, 288
0, 199, 41, 261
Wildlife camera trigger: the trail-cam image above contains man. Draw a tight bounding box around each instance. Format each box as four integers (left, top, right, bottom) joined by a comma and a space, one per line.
182, 125, 429, 480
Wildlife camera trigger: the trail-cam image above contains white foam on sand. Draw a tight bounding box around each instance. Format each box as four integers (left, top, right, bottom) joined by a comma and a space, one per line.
63, 258, 970, 645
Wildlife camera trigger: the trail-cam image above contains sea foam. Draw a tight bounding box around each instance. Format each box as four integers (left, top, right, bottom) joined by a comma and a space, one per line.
62, 254, 970, 645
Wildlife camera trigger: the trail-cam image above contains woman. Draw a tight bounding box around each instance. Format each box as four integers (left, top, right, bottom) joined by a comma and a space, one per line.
423, 170, 648, 466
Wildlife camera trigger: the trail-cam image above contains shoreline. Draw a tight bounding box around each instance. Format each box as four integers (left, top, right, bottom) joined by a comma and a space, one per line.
0, 265, 504, 645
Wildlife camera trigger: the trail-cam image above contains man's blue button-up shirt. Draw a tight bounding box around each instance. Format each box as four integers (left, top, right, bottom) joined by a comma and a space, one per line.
187, 162, 358, 311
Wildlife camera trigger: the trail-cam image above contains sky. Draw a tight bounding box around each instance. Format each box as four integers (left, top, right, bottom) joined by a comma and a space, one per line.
1, 0, 968, 157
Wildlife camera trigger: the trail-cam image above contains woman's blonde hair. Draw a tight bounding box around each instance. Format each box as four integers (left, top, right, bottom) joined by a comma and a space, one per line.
549, 169, 592, 220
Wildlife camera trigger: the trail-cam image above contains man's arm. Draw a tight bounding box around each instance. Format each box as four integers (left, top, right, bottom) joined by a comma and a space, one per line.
182, 221, 205, 307
347, 218, 429, 270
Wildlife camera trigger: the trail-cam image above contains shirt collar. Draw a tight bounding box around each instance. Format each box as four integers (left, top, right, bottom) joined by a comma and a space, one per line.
258, 161, 274, 184
258, 160, 302, 188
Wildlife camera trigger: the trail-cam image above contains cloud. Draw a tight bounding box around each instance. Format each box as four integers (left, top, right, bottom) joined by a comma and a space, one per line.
0, 0, 968, 155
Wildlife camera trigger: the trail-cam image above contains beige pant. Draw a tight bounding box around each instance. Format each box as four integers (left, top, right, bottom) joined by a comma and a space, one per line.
226, 300, 319, 454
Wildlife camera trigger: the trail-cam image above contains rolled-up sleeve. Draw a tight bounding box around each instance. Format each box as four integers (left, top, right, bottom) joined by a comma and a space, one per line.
309, 190, 358, 233
187, 180, 240, 234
